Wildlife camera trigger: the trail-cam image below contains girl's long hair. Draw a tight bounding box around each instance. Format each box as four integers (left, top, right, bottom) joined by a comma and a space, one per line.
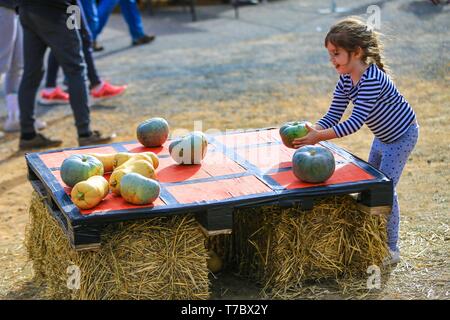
325, 17, 389, 73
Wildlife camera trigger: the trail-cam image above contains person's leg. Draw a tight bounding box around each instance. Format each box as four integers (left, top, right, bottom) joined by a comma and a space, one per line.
379, 123, 419, 252
39, 51, 70, 106
38, 8, 114, 145
72, 1, 127, 101
48, 31, 92, 136
45, 52, 60, 89
20, 7, 91, 137
79, 0, 99, 40
368, 137, 382, 169
18, 6, 114, 148
0, 8, 16, 77
2, 20, 22, 97
1, 8, 47, 132
119, 0, 145, 40
96, 0, 120, 40
18, 11, 48, 137
0, 8, 21, 130
78, 3, 102, 89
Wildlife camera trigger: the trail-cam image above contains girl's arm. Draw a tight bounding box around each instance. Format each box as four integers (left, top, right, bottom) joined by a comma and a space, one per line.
332, 79, 381, 138
292, 124, 337, 148
294, 78, 382, 148
292, 78, 347, 148
316, 77, 349, 130
314, 124, 325, 130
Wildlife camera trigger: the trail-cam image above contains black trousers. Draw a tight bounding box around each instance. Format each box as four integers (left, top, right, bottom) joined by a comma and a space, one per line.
45, 0, 101, 90
18, 5, 91, 136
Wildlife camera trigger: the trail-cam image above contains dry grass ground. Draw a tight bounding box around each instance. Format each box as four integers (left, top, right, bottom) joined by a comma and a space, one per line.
0, 72, 448, 299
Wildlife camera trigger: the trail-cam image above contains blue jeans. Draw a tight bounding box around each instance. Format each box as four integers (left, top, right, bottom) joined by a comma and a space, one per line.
79, 0, 99, 40
95, 0, 145, 41
368, 122, 419, 252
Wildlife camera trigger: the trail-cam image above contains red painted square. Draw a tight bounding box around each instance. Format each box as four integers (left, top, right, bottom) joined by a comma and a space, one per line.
80, 193, 166, 215
122, 141, 171, 156
269, 162, 375, 189
213, 129, 281, 148
236, 143, 349, 172
156, 152, 245, 183
167, 175, 273, 204
39, 146, 116, 169
236, 144, 296, 171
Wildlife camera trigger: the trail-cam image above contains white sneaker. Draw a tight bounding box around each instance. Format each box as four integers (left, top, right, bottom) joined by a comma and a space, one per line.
3, 118, 47, 132
383, 249, 401, 266
4, 93, 46, 132
35, 119, 47, 131
3, 118, 19, 132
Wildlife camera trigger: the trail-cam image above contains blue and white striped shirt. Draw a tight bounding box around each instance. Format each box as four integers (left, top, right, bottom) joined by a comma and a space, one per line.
317, 64, 416, 144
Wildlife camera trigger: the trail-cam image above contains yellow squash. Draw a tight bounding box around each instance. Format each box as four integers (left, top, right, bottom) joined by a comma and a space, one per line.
109, 159, 157, 195
71, 176, 109, 209
86, 153, 116, 172
113, 152, 159, 170
207, 250, 223, 273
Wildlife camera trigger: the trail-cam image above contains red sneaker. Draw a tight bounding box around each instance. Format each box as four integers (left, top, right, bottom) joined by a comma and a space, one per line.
90, 81, 127, 101
39, 87, 70, 105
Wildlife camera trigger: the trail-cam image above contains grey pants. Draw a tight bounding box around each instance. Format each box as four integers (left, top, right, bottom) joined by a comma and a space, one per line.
0, 7, 23, 94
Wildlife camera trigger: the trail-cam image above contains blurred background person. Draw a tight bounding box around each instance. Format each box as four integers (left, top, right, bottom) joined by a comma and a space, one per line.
0, 0, 46, 136
17, 0, 114, 149
40, 0, 127, 106
89, 0, 156, 50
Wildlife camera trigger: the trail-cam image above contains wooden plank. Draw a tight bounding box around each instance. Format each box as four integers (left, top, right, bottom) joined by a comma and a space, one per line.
198, 223, 232, 237
357, 203, 391, 216
350, 193, 391, 216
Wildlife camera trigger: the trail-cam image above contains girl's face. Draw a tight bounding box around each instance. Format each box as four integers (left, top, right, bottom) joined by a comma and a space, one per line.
326, 42, 361, 74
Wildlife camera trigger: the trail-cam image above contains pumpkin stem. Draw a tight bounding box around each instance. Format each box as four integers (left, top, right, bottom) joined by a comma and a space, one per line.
77, 192, 85, 201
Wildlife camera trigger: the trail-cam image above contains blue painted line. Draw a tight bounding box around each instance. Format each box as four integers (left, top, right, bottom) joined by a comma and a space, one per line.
161, 172, 252, 187
111, 143, 128, 153
159, 188, 179, 205
233, 140, 282, 150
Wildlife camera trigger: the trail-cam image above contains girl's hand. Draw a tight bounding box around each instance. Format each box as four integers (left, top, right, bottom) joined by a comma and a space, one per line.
292, 123, 322, 149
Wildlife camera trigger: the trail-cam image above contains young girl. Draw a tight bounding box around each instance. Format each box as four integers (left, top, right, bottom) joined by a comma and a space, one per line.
293, 18, 419, 264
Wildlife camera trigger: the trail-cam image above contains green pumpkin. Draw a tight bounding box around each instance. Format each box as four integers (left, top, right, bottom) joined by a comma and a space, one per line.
136, 117, 170, 147
169, 131, 208, 165
292, 145, 335, 183
279, 121, 310, 148
120, 173, 161, 205
60, 154, 104, 187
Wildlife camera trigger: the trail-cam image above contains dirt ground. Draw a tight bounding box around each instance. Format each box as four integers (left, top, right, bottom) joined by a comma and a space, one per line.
0, 0, 449, 299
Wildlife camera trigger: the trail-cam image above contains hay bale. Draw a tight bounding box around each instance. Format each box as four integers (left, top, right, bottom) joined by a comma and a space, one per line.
25, 193, 50, 283
208, 195, 389, 297
25, 192, 210, 300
